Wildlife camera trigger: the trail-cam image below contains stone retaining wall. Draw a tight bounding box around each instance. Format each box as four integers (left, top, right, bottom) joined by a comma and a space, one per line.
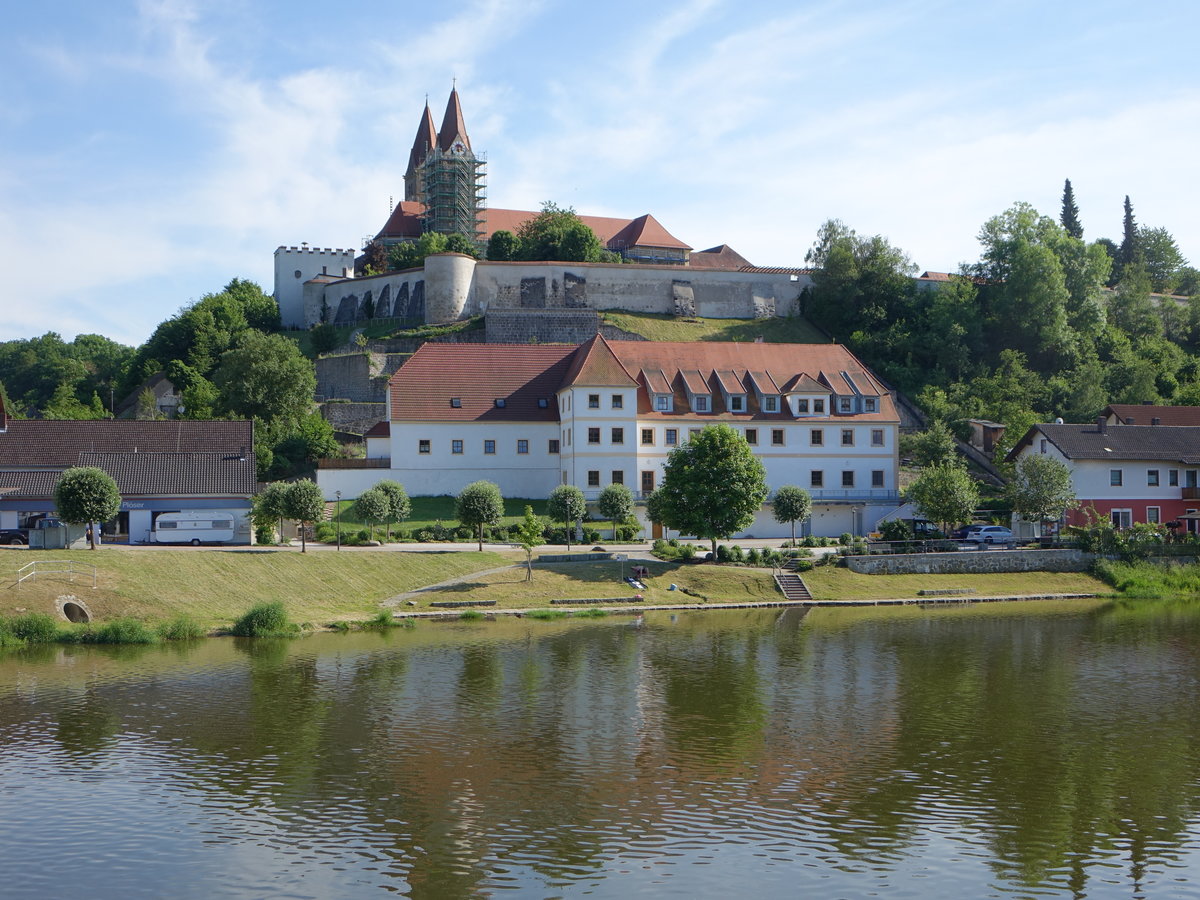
844, 548, 1096, 575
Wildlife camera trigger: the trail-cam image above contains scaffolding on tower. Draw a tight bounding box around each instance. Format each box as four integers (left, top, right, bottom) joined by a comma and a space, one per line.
419, 147, 487, 244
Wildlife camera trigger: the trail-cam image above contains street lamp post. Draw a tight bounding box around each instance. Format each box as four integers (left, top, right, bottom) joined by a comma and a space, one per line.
336, 490, 342, 551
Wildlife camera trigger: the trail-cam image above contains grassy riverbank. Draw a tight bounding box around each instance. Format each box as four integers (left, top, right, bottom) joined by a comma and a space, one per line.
0, 548, 515, 629
1092, 559, 1200, 598
0, 548, 1112, 633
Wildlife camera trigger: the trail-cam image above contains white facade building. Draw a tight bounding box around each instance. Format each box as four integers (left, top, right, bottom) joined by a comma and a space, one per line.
318, 336, 902, 538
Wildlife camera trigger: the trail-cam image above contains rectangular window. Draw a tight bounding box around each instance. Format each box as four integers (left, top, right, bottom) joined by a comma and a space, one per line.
612, 395, 623, 409
418, 439, 431, 454
771, 428, 784, 446
517, 440, 529, 455
872, 470, 885, 488
1147, 506, 1161, 524
588, 470, 600, 487
1189, 471, 1198, 489
842, 470, 855, 488
1110, 469, 1123, 486
611, 470, 624, 485
695, 395, 709, 412
1170, 469, 1180, 486
589, 394, 600, 409
549, 439, 560, 454
814, 399, 825, 414
1112, 509, 1132, 529
745, 428, 758, 445
796, 398, 809, 414
641, 428, 654, 445
666, 428, 678, 446
764, 396, 778, 412
872, 429, 884, 447
731, 396, 744, 412
864, 397, 876, 412
1040, 438, 1048, 453
841, 428, 854, 446
840, 398, 852, 413
811, 471, 824, 488
452, 439, 463, 455
655, 395, 670, 411
611, 427, 624, 444
588, 427, 601, 444
641, 471, 655, 494
1148, 469, 1160, 487
484, 439, 496, 455
810, 429, 823, 446
450, 398, 462, 408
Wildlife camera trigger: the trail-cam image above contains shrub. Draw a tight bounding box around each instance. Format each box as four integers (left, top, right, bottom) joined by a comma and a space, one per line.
745, 548, 761, 566
839, 532, 853, 546
793, 558, 814, 572
730, 545, 745, 563
678, 544, 697, 561
716, 544, 730, 562
157, 616, 206, 641
231, 602, 295, 637
526, 609, 567, 620
583, 528, 601, 543
314, 522, 337, 543
255, 524, 275, 545
11, 613, 60, 644
457, 526, 475, 541
668, 538, 680, 547
0, 620, 26, 648
459, 609, 484, 621
84, 619, 157, 645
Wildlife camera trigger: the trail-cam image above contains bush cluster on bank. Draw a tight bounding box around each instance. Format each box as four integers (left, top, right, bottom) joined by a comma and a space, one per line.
1092, 560, 1200, 599
0, 612, 205, 648
650, 538, 826, 570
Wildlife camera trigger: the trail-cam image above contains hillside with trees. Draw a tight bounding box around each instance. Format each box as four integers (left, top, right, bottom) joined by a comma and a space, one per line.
801, 190, 1198, 459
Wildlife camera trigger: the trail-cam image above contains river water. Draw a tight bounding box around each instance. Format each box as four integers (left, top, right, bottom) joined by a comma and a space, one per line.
2, 601, 1199, 899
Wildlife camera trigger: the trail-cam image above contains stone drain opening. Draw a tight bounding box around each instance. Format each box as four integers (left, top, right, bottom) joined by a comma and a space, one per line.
56, 596, 92, 624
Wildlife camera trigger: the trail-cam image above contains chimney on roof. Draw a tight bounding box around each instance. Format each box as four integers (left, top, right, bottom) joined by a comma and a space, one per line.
1096, 416, 1107, 434
1153, 417, 1162, 426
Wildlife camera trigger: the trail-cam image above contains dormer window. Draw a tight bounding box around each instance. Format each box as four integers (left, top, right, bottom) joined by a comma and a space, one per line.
538, 398, 549, 409
796, 399, 809, 414
864, 397, 876, 413
655, 395, 671, 412
494, 399, 506, 408
839, 398, 852, 413
694, 395, 709, 412
764, 396, 778, 413
450, 398, 462, 408
813, 399, 825, 414
730, 395, 745, 412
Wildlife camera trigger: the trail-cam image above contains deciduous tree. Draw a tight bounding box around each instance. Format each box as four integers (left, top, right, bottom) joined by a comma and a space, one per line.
53, 466, 121, 550
655, 424, 768, 555
252, 481, 291, 543
598, 483, 634, 541
1008, 455, 1076, 536
375, 480, 412, 542
548, 484, 586, 549
456, 480, 504, 551
771, 485, 812, 546
213, 331, 316, 428
906, 463, 979, 536
284, 479, 326, 553
356, 487, 390, 543
514, 505, 546, 581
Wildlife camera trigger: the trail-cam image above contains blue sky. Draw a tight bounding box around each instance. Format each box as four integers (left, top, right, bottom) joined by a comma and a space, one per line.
2, 0, 1197, 346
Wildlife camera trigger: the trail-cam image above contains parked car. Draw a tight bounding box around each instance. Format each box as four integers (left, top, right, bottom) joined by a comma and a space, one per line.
0, 516, 62, 546
962, 525, 1013, 545
951, 525, 985, 541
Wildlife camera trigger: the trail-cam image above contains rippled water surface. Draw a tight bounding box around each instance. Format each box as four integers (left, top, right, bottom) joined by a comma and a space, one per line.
3, 601, 1200, 898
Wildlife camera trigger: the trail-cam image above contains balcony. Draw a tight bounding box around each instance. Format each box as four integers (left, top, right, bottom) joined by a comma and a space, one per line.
1183, 486, 1200, 500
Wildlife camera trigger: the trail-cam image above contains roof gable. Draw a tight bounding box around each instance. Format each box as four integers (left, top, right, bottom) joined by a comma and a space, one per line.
560, 334, 637, 388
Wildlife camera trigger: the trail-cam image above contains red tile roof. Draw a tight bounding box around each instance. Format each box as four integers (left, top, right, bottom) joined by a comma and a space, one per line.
606, 213, 692, 251
364, 421, 391, 438
0, 420, 254, 469
390, 341, 898, 424
689, 244, 754, 269
560, 334, 637, 388
377, 200, 426, 241
1105, 404, 1200, 426
390, 344, 576, 422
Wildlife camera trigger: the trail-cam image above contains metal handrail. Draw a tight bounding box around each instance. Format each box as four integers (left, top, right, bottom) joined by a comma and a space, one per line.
16, 560, 97, 589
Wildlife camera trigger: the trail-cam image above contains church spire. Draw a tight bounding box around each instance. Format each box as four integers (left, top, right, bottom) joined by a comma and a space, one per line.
437, 86, 471, 153
406, 101, 438, 177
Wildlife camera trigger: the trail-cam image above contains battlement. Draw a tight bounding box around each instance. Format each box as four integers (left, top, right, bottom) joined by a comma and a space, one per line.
275, 246, 356, 256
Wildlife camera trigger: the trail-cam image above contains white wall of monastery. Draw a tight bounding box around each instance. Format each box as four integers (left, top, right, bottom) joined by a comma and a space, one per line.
274, 246, 356, 328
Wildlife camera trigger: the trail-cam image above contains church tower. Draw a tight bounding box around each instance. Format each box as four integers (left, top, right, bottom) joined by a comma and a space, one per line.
404, 88, 486, 242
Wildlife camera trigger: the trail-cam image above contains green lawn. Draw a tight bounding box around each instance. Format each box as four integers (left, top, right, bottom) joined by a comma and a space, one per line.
335, 495, 553, 532
0, 547, 515, 628
600, 310, 830, 344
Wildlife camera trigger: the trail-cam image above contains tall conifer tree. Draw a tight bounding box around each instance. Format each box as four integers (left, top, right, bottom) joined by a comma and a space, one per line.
1119, 195, 1139, 270
1060, 179, 1083, 239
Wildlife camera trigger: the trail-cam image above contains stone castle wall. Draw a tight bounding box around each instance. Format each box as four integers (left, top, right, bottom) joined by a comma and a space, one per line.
844, 548, 1095, 575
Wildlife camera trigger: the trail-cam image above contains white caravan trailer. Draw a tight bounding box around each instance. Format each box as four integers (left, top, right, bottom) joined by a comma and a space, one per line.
152, 511, 237, 545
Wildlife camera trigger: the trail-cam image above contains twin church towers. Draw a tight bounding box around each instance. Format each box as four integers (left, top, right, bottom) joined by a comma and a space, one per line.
401, 88, 486, 242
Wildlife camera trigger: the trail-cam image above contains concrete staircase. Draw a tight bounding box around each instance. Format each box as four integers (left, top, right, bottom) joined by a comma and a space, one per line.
774, 571, 812, 601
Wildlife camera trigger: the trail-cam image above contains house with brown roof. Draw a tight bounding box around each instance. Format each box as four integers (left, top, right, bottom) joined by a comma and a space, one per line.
0, 417, 256, 544
318, 336, 901, 538
1007, 419, 1200, 533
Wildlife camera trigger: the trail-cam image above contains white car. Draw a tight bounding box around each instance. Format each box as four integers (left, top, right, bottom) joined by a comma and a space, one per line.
963, 525, 1013, 544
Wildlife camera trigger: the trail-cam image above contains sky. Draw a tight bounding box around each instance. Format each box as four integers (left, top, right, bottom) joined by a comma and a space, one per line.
2, 0, 1198, 347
